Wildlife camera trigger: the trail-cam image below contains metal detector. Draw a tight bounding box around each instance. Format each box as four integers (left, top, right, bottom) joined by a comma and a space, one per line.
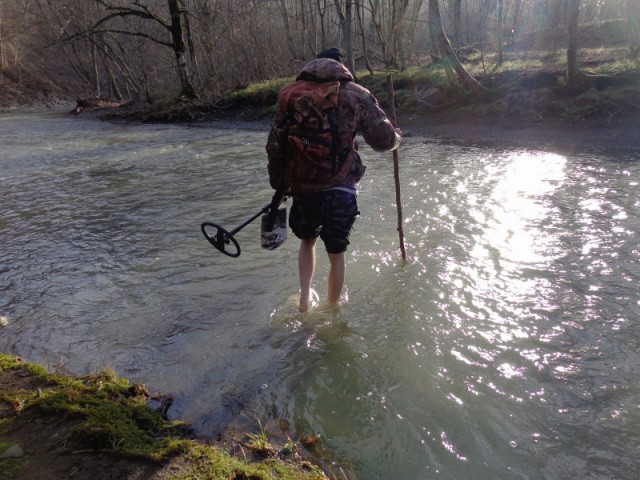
201, 190, 286, 258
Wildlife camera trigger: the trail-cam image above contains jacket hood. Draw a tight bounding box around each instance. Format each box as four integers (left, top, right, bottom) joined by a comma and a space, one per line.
296, 58, 353, 82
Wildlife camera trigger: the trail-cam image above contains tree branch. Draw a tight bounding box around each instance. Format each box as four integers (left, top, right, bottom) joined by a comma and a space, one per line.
60, 29, 172, 49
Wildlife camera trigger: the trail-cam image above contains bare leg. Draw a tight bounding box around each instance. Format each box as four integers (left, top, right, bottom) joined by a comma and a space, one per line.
327, 252, 345, 305
298, 238, 317, 312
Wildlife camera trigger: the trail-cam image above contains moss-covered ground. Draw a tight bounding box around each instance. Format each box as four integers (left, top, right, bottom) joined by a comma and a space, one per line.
0, 353, 328, 480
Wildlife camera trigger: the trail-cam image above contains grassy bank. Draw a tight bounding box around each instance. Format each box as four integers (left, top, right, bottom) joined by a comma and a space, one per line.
89, 41, 639, 129
0, 353, 328, 480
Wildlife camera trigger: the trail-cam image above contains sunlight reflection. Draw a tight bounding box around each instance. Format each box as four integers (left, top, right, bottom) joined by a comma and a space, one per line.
441, 151, 569, 381
482, 152, 567, 266
440, 431, 468, 462
463, 152, 567, 324
497, 363, 524, 379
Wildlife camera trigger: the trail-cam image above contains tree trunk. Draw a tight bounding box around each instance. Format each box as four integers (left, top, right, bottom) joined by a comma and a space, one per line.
428, 0, 485, 94
356, 0, 373, 74
392, 0, 410, 70
168, 0, 196, 99
405, 0, 425, 50
91, 43, 101, 97
566, 0, 583, 87
509, 0, 524, 50
452, 0, 462, 46
496, 0, 504, 64
299, 0, 307, 58
279, 0, 297, 59
345, 0, 355, 73
315, 0, 327, 49
332, 0, 355, 73
0, 5, 5, 70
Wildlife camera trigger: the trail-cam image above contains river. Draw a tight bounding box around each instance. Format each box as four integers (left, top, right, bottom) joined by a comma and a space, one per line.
1, 111, 639, 479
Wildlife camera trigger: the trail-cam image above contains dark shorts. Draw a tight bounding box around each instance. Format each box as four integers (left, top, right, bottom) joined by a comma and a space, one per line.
289, 189, 359, 254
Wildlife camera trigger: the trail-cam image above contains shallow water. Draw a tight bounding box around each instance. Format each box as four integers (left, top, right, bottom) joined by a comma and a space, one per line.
1, 111, 640, 479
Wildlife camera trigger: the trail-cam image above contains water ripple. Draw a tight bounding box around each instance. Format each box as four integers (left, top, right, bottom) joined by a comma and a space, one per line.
1, 113, 640, 479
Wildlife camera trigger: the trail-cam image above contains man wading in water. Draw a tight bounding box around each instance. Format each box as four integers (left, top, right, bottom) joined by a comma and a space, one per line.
266, 48, 401, 312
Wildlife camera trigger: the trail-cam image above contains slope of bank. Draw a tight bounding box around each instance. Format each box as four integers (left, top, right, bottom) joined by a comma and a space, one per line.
82, 89, 640, 155
0, 354, 329, 480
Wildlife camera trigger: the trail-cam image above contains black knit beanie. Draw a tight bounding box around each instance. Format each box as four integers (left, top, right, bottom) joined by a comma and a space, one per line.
316, 47, 344, 63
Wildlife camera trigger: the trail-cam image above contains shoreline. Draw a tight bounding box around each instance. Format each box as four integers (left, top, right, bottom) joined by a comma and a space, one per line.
5, 102, 640, 153
397, 112, 640, 153
99, 105, 640, 153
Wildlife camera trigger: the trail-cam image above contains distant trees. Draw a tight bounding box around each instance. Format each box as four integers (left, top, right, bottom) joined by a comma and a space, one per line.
0, 1, 38, 72
66, 0, 197, 99
0, 0, 636, 102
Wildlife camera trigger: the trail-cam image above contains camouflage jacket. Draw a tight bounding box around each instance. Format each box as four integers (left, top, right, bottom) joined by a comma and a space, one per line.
266, 58, 401, 194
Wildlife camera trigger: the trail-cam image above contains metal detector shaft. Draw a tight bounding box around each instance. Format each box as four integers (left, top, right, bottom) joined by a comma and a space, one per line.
228, 203, 271, 237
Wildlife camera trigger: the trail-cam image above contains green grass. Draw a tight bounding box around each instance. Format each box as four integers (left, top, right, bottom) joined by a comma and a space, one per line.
244, 420, 273, 454
223, 77, 293, 107
562, 85, 636, 121
0, 355, 189, 461
166, 443, 325, 480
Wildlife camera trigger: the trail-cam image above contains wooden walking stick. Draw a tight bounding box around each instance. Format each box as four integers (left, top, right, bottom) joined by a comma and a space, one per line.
385, 74, 407, 260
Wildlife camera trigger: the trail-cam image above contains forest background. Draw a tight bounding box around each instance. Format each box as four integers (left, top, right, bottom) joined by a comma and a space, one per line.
1, 0, 639, 129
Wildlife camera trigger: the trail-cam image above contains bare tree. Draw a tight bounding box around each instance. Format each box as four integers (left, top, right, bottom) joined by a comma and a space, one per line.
279, 0, 297, 59
332, 0, 355, 73
315, 0, 328, 49
403, 0, 425, 54
428, 0, 485, 94
391, 0, 410, 70
365, 0, 406, 68
74, 0, 197, 99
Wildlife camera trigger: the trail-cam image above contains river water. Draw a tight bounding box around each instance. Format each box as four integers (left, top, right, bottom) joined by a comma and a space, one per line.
1, 111, 639, 479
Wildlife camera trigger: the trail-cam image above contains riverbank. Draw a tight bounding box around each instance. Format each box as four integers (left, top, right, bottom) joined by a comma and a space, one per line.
64, 97, 640, 160
69, 63, 640, 154
0, 354, 329, 480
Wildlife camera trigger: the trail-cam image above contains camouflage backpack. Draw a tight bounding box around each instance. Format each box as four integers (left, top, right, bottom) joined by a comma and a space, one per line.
277, 79, 352, 190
